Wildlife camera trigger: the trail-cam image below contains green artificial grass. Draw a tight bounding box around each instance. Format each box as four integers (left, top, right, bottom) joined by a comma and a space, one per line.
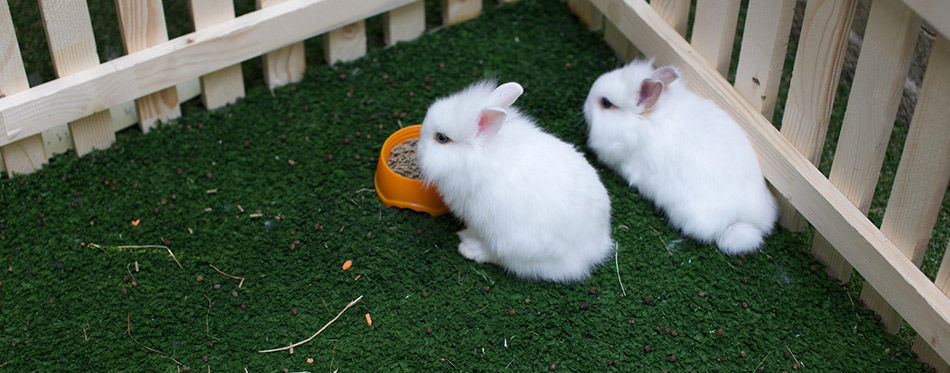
0, 0, 939, 371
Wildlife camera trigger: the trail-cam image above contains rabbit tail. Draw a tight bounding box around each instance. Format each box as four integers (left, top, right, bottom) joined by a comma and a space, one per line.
716, 222, 767, 255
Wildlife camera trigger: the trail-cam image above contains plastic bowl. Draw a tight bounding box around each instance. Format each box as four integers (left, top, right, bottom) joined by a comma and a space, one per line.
374, 125, 449, 216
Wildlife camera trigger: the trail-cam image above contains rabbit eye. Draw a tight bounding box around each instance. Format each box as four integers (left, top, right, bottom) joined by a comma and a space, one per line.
600, 97, 615, 109
435, 132, 452, 144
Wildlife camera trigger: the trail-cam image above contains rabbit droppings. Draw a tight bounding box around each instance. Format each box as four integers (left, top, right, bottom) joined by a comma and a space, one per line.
417, 81, 614, 283
583, 59, 777, 255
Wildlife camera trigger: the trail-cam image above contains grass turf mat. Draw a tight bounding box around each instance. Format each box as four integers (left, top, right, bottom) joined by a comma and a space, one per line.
0, 0, 930, 371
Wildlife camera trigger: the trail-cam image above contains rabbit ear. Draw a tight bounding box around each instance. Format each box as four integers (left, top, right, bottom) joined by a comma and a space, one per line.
637, 78, 664, 111
477, 107, 506, 138
487, 82, 524, 109
651, 66, 679, 86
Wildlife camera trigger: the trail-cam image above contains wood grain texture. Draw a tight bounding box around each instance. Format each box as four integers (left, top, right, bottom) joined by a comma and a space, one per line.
441, 0, 481, 25
67, 111, 115, 156
650, 0, 689, 37
588, 0, 950, 363
383, 0, 425, 46
914, 240, 950, 372
0, 134, 46, 177
604, 18, 638, 62
323, 20, 367, 64
39, 0, 115, 156
0, 0, 28, 98
568, 0, 603, 32
811, 0, 920, 283
690, 0, 739, 76
116, 0, 180, 132
862, 35, 950, 334
0, 0, 47, 176
189, 0, 245, 109
902, 0, 949, 40
259, 0, 305, 90
777, 0, 857, 231
733, 0, 795, 121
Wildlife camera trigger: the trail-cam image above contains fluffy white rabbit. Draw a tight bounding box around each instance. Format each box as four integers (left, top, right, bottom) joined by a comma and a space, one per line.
417, 81, 614, 282
583, 59, 777, 255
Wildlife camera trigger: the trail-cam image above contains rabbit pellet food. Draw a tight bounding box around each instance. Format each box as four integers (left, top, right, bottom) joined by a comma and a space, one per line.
387, 138, 422, 179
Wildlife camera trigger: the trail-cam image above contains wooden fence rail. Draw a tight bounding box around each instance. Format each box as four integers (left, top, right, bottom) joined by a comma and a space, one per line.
578, 0, 950, 369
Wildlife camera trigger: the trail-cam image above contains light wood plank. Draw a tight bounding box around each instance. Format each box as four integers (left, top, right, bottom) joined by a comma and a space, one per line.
67, 111, 114, 156
811, 0, 920, 282
1, 134, 46, 177
259, 0, 306, 90
0, 0, 47, 176
588, 0, 950, 363
0, 0, 28, 97
189, 0, 245, 109
902, 0, 950, 40
604, 18, 638, 63
913, 240, 950, 371
116, 0, 181, 132
39, 0, 115, 156
861, 35, 950, 334
650, 0, 689, 37
323, 20, 367, 64
690, 0, 740, 76
383, 0, 425, 46
733, 0, 795, 120
777, 0, 858, 231
568, 0, 603, 32
441, 0, 481, 25
0, 0, 416, 147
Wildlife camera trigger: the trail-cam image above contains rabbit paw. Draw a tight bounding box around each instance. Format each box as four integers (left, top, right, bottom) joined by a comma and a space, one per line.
457, 229, 491, 263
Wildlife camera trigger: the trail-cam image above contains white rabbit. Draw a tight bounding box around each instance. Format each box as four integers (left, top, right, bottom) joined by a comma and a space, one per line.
583, 59, 777, 255
417, 81, 614, 283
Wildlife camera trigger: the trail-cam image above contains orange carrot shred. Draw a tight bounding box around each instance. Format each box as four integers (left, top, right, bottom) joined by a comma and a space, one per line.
365, 313, 372, 326
342, 260, 353, 270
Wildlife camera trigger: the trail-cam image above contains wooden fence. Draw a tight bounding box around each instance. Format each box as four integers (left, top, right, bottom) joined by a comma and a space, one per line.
0, 0, 486, 175
0, 0, 948, 369
570, 0, 949, 369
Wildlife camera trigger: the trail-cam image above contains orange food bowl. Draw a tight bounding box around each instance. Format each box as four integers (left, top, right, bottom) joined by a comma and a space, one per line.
375, 125, 449, 216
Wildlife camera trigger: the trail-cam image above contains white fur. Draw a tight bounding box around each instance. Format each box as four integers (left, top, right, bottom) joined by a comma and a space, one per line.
417, 81, 614, 282
583, 60, 778, 255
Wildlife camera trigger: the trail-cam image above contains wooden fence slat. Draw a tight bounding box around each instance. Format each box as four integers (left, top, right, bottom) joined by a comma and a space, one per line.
604, 18, 638, 63
733, 0, 795, 121
259, 0, 306, 90
650, 0, 689, 37
588, 0, 950, 363
323, 20, 367, 64
116, 0, 181, 132
914, 240, 950, 372
811, 0, 920, 282
441, 0, 481, 25
39, 0, 115, 156
861, 35, 950, 334
902, 0, 950, 40
0, 0, 47, 176
568, 0, 603, 32
690, 0, 740, 76
189, 0, 246, 109
777, 0, 858, 232
383, 0, 425, 47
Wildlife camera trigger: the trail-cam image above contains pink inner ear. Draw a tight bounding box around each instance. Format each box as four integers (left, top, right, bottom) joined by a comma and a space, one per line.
477, 108, 505, 137
637, 79, 664, 110
651, 66, 679, 86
